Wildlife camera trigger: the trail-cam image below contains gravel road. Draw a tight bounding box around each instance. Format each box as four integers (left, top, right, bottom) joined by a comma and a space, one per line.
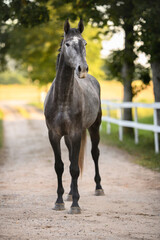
0, 101, 160, 240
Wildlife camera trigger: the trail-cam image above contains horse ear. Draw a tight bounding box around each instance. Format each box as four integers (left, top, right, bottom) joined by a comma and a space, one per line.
64, 19, 70, 34
78, 18, 84, 33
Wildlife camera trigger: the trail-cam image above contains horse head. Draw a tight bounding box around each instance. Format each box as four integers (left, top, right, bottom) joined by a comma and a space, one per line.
62, 19, 88, 78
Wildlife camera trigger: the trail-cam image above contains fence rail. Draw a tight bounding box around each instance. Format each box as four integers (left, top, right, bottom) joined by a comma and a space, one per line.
101, 100, 160, 153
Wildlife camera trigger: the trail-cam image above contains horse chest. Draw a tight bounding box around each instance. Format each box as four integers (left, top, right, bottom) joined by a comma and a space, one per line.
51, 107, 81, 136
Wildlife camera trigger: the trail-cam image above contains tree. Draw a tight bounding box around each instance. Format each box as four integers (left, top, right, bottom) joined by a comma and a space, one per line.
8, 5, 105, 84
0, 0, 49, 71
137, 0, 160, 128
9, 20, 62, 84
104, 49, 151, 97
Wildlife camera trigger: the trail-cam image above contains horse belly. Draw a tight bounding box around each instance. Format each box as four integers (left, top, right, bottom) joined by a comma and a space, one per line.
78, 78, 100, 129
82, 99, 100, 129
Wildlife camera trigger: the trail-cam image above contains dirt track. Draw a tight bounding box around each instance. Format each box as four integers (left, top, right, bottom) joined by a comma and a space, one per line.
0, 100, 160, 240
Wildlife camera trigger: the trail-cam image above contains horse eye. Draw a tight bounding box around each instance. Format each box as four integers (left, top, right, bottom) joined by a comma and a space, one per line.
65, 43, 70, 47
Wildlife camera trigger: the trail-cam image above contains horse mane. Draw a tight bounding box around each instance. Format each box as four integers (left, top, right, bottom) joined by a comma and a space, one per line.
56, 37, 64, 70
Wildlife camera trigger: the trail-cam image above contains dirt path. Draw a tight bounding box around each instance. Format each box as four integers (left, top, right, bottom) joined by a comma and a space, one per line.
0, 100, 160, 240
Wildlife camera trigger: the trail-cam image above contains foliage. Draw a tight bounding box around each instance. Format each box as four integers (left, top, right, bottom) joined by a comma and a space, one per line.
1, 0, 159, 94
0, 0, 49, 71
135, 1, 160, 128
134, 64, 151, 85
51, 0, 157, 76
103, 50, 125, 82
9, 10, 105, 84
103, 50, 151, 97
9, 20, 62, 84
136, 0, 160, 62
52, 0, 134, 28
0, 0, 49, 27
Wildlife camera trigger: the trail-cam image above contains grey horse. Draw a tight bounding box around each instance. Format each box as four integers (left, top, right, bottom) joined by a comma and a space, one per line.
44, 19, 104, 214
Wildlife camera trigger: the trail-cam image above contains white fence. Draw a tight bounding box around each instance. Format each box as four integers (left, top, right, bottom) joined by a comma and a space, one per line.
101, 100, 160, 153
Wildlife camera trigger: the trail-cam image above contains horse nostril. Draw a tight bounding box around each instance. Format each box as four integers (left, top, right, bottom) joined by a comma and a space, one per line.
86, 66, 88, 72
78, 66, 81, 72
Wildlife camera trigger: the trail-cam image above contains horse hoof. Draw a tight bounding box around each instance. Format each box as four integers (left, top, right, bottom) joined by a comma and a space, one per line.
68, 206, 81, 214
66, 194, 72, 201
53, 203, 65, 211
95, 189, 105, 196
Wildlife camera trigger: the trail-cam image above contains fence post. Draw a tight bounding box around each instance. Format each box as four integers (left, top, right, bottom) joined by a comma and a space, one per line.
119, 107, 123, 141
107, 105, 111, 134
154, 108, 159, 153
134, 107, 139, 144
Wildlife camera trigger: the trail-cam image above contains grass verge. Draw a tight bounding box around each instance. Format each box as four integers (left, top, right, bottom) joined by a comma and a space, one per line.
0, 110, 3, 148
100, 117, 160, 172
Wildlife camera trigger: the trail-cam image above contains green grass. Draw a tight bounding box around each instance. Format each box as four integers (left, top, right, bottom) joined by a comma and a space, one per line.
100, 116, 160, 172
0, 110, 3, 148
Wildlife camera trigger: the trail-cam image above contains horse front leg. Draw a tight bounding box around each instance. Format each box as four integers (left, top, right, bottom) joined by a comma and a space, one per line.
64, 136, 73, 201
69, 134, 81, 214
48, 130, 65, 210
88, 111, 104, 196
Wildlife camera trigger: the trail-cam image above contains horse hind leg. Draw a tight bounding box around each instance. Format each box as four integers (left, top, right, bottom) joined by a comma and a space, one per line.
88, 110, 104, 196
48, 130, 65, 210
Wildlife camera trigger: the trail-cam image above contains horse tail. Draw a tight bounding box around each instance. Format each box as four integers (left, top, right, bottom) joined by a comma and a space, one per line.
79, 130, 87, 175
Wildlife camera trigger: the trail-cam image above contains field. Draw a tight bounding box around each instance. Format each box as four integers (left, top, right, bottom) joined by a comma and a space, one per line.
0, 79, 154, 103
100, 80, 154, 103
0, 84, 40, 102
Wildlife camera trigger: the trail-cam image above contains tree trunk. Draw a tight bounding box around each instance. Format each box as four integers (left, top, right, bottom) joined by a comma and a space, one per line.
122, 22, 135, 134
122, 63, 133, 121
151, 61, 160, 142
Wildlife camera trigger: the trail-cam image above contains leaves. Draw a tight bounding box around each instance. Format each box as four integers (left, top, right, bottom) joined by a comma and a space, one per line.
0, 0, 49, 71
104, 50, 150, 91
9, 19, 62, 84
136, 0, 160, 62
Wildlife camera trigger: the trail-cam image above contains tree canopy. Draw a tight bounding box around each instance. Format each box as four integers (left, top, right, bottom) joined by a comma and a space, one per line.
7, 3, 105, 84
136, 0, 160, 62
0, 0, 49, 71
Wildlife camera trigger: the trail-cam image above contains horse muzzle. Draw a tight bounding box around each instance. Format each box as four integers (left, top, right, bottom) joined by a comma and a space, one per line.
76, 64, 88, 78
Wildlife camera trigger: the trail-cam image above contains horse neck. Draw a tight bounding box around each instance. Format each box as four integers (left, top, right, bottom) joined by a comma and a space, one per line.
54, 53, 74, 103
